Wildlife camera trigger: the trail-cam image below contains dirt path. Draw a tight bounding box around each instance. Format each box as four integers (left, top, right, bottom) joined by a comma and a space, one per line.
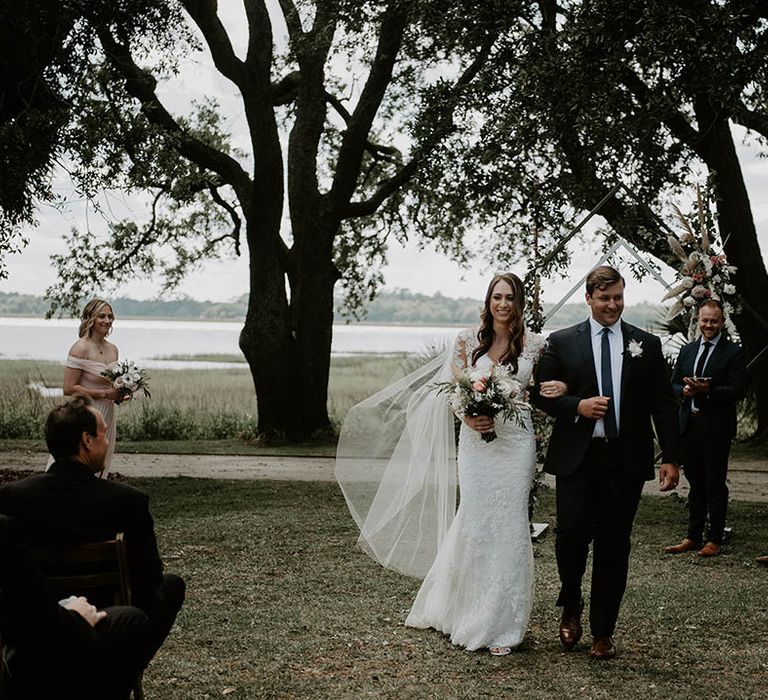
2, 451, 768, 502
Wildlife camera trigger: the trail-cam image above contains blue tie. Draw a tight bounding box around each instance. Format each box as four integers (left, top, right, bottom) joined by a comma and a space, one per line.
601, 327, 618, 439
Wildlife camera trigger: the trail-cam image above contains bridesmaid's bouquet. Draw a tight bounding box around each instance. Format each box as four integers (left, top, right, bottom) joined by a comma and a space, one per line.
101, 360, 152, 401
436, 364, 525, 442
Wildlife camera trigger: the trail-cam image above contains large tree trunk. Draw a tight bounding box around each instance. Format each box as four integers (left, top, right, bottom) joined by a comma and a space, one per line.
694, 102, 768, 439
238, 211, 338, 441
292, 232, 339, 437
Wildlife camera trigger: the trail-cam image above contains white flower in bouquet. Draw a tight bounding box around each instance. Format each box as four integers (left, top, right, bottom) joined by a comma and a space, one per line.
101, 360, 151, 402
691, 285, 708, 299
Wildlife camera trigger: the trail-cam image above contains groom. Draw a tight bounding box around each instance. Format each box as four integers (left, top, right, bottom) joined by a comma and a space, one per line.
533, 265, 679, 660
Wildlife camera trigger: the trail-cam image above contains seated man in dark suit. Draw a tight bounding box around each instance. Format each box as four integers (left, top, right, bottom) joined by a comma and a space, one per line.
0, 514, 150, 699
0, 393, 185, 663
665, 299, 748, 557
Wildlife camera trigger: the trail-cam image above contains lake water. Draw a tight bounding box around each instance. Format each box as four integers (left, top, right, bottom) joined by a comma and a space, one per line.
0, 317, 463, 369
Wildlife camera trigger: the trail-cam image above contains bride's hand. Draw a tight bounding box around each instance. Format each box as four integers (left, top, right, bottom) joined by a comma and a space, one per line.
539, 380, 568, 398
464, 415, 494, 434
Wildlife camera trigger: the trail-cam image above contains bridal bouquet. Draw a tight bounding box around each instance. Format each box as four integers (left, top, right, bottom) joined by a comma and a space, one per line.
101, 360, 151, 401
436, 364, 524, 443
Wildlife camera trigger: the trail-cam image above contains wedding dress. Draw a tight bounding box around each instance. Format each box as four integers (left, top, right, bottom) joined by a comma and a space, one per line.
336, 328, 545, 651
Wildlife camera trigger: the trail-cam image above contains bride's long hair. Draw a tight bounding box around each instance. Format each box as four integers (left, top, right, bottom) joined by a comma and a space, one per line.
472, 273, 526, 372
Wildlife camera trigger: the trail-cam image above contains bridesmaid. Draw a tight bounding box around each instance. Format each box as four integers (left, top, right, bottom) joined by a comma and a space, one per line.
61, 299, 126, 477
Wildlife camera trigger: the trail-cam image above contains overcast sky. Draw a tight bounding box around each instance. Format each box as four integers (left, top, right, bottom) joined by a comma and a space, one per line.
1, 5, 766, 308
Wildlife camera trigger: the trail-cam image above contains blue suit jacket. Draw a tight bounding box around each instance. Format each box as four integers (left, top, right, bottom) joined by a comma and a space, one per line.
671, 336, 748, 438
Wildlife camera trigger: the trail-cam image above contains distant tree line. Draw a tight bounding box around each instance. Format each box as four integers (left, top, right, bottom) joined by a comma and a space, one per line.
0, 290, 664, 329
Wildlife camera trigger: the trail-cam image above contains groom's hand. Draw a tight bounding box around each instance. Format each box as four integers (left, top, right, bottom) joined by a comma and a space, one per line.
658, 463, 680, 492
577, 396, 610, 420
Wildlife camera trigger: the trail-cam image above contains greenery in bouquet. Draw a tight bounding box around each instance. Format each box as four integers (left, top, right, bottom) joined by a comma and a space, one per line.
662, 186, 739, 340
435, 364, 525, 443
101, 360, 151, 401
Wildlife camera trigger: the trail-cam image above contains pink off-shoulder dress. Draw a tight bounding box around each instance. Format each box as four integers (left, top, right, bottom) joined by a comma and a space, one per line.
49, 356, 118, 476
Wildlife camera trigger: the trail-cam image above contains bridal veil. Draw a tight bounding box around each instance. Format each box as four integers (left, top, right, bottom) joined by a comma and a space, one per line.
335, 336, 465, 579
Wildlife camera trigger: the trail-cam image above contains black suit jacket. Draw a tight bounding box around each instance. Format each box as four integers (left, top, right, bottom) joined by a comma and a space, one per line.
532, 319, 679, 480
0, 514, 91, 652
671, 336, 748, 438
0, 461, 164, 610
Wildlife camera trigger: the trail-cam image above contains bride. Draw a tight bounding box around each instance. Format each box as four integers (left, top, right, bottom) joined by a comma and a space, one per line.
336, 273, 565, 655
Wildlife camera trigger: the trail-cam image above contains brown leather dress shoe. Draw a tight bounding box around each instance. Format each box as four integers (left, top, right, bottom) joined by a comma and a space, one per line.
664, 538, 701, 554
756, 555, 768, 566
559, 601, 583, 650
590, 636, 616, 660
698, 541, 721, 557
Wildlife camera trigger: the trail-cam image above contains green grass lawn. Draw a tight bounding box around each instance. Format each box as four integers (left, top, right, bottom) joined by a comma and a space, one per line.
138, 479, 768, 699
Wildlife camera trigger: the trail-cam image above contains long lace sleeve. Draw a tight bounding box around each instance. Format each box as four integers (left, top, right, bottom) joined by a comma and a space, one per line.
451, 329, 473, 376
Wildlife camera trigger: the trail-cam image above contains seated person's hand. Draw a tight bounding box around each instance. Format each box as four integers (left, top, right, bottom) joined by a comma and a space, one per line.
539, 380, 568, 398
63, 596, 107, 627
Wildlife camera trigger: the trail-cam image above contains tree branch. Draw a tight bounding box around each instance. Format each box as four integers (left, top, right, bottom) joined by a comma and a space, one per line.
272, 70, 301, 105
325, 91, 401, 163
329, 1, 411, 210
96, 26, 252, 203
275, 0, 303, 46
618, 67, 702, 149
732, 101, 768, 139
344, 35, 496, 219
207, 183, 242, 255
181, 0, 247, 89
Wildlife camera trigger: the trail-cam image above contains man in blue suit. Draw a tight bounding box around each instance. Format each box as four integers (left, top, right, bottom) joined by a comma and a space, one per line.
665, 299, 748, 557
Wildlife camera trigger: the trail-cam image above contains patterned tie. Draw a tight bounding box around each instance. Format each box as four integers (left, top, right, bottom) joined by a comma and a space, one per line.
692, 341, 712, 411
600, 327, 618, 439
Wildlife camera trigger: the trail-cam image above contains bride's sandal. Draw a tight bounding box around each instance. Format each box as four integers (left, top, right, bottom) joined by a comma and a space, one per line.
489, 646, 512, 656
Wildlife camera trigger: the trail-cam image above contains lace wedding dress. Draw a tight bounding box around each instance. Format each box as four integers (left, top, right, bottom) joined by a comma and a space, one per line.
336, 328, 545, 652
405, 329, 544, 650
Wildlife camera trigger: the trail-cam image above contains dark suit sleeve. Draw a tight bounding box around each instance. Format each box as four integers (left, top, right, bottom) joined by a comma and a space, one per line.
709, 345, 748, 404
0, 516, 92, 649
126, 493, 164, 607
670, 345, 688, 400
532, 332, 583, 419
647, 335, 680, 464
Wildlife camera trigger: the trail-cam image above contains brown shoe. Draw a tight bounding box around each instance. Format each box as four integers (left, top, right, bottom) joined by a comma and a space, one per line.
559, 601, 583, 650
756, 555, 768, 566
664, 538, 701, 554
590, 636, 616, 660
698, 542, 721, 557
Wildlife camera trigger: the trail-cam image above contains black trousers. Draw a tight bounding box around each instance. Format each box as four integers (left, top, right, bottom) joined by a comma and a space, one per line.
142, 573, 186, 664
555, 440, 645, 638
683, 417, 732, 545
5, 605, 150, 700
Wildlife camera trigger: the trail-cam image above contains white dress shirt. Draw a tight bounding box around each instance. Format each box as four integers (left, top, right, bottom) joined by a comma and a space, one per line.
589, 317, 623, 438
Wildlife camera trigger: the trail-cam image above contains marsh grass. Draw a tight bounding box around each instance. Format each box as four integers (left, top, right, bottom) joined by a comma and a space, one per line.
138, 478, 768, 699
0, 356, 409, 442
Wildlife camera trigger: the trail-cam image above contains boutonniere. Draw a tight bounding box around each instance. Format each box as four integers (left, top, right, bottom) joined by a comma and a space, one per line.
627, 339, 644, 358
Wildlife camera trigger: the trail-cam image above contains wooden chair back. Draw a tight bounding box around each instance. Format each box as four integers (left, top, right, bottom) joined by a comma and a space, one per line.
36, 533, 133, 606
32, 533, 144, 700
